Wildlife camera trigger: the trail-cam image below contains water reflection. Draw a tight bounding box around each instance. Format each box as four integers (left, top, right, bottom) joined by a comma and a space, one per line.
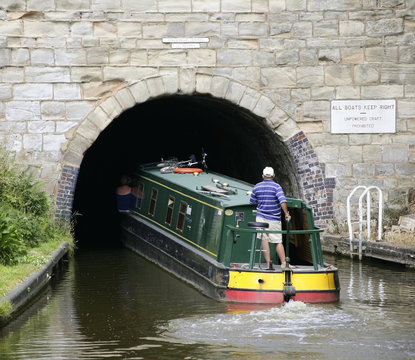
0, 248, 414, 359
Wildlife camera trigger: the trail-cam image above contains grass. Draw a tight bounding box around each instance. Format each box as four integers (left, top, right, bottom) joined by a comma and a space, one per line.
0, 236, 74, 319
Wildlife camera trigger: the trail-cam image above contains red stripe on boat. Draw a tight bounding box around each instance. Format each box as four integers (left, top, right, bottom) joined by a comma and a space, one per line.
226, 289, 285, 304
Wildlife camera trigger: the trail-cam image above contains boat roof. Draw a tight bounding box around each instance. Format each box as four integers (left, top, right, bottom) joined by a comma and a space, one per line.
138, 165, 255, 208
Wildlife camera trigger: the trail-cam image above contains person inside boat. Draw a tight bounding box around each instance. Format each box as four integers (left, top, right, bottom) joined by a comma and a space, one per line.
249, 167, 292, 270
116, 175, 132, 212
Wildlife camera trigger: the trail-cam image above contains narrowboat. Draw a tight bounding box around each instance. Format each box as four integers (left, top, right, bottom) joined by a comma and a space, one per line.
120, 158, 340, 304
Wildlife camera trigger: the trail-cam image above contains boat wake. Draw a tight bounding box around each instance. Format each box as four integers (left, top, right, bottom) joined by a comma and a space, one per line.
158, 300, 355, 350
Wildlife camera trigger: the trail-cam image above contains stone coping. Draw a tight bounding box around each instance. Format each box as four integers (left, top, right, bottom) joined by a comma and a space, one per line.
0, 242, 70, 328
322, 235, 415, 268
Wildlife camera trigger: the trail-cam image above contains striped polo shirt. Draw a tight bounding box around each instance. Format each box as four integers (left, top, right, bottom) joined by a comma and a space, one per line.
249, 180, 286, 221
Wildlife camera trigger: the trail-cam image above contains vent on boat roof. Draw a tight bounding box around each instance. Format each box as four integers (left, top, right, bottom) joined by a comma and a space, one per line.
202, 185, 229, 194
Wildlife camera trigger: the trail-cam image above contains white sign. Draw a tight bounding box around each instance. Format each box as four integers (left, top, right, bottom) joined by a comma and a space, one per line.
331, 100, 396, 134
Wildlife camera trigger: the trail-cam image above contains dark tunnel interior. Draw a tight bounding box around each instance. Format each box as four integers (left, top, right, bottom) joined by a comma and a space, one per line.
72, 94, 300, 247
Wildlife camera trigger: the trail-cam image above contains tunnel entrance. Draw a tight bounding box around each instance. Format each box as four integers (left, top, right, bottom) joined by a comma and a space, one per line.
72, 94, 300, 247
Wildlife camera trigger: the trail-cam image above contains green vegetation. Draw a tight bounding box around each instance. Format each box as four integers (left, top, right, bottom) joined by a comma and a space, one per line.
0, 147, 74, 305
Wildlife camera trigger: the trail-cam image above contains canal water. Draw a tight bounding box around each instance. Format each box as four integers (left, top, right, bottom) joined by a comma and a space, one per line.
0, 246, 414, 359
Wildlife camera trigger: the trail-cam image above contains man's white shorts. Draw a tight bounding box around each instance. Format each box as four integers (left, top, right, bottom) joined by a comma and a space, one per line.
256, 217, 282, 244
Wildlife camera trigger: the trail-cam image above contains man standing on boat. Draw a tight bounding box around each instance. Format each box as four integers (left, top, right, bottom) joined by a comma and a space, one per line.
249, 167, 292, 270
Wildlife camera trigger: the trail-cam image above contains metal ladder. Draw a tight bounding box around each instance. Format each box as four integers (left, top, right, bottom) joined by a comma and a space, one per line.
347, 186, 383, 260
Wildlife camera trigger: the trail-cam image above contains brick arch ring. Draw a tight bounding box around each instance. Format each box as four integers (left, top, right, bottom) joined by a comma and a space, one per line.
55, 72, 334, 227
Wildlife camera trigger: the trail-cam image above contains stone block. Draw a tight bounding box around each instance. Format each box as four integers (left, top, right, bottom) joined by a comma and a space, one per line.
318, 48, 340, 63
275, 49, 299, 65
395, 162, 415, 176
192, 0, 220, 11
99, 97, 123, 120
158, 0, 191, 12
103, 66, 158, 82
210, 76, 230, 98
26, 66, 70, 82
86, 106, 111, 131
160, 69, 179, 94
11, 48, 29, 65
239, 22, 268, 38
14, 84, 53, 100
287, 0, 306, 10
297, 66, 324, 86
70, 21, 93, 36
86, 48, 109, 65
24, 21, 69, 37
66, 101, 94, 121
56, 121, 77, 133
341, 47, 364, 64
398, 100, 415, 118
41, 101, 65, 119
0, 48, 10, 67
325, 65, 353, 85
253, 51, 275, 66
382, 144, 409, 162
325, 163, 352, 177
261, 67, 296, 87
336, 86, 360, 99
0, 84, 12, 100
361, 85, 403, 99
314, 20, 338, 37
217, 49, 252, 66
367, 18, 403, 36
123, 0, 157, 11
23, 134, 42, 151
54, 84, 81, 100
270, 23, 292, 37
28, 120, 55, 133
71, 67, 103, 82
375, 163, 395, 176
55, 49, 86, 66
146, 76, 165, 97
129, 81, 151, 103
77, 119, 100, 142
339, 20, 364, 36
30, 49, 54, 65
43, 134, 66, 152
0, 20, 22, 36
382, 64, 415, 84
354, 64, 379, 84
117, 22, 142, 37
115, 87, 136, 110
254, 95, 275, 118
353, 162, 375, 177
302, 100, 330, 121
222, 0, 251, 12
362, 144, 382, 162
142, 23, 169, 38
225, 81, 246, 104
195, 73, 212, 94
311, 86, 334, 100
299, 49, 317, 65
6, 101, 40, 121
365, 46, 398, 62
187, 49, 216, 66
293, 22, 312, 37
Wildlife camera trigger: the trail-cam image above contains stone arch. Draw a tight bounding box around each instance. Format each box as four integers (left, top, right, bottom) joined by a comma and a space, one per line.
56, 71, 334, 226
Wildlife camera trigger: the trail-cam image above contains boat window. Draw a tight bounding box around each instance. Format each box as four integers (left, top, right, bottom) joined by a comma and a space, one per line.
131, 181, 144, 209
149, 188, 158, 216
165, 196, 175, 226
177, 201, 187, 232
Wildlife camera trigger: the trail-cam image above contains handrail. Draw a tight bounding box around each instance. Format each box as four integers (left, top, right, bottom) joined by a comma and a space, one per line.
347, 185, 383, 260
225, 226, 324, 235
225, 225, 324, 270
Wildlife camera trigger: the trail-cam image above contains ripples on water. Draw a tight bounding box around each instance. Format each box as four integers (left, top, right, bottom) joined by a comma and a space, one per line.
0, 248, 414, 360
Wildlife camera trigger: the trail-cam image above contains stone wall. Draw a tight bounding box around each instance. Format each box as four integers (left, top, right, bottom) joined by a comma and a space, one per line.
0, 0, 414, 227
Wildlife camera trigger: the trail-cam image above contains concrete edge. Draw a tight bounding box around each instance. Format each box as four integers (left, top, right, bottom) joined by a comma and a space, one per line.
0, 242, 70, 327
322, 235, 415, 268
